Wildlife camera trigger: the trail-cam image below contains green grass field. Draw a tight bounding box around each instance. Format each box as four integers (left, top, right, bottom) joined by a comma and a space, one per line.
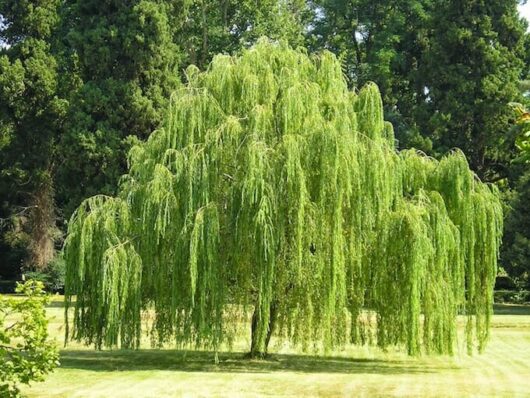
17, 298, 530, 397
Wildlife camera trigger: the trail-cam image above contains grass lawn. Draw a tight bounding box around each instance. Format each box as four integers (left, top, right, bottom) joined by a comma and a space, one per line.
17, 297, 530, 397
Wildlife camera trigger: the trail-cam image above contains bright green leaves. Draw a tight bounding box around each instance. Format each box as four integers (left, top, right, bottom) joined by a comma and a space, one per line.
64, 196, 139, 349
0, 281, 59, 397
356, 82, 386, 141
64, 40, 503, 357
374, 199, 431, 356
509, 102, 530, 163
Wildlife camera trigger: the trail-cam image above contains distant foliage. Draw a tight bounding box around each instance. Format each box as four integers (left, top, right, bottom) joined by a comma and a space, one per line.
500, 104, 530, 289
416, 0, 526, 182
0, 0, 65, 272
64, 41, 503, 357
24, 253, 66, 293
501, 170, 530, 289
310, 0, 527, 183
56, 0, 184, 216
180, 0, 308, 70
308, 0, 435, 152
0, 281, 59, 397
510, 102, 530, 162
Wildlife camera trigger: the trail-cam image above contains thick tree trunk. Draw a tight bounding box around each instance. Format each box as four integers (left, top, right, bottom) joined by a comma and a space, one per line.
27, 178, 57, 270
249, 301, 278, 359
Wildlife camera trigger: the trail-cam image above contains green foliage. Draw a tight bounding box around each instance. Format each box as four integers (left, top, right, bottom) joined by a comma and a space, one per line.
310, 0, 528, 183
0, 0, 65, 272
500, 102, 530, 290
56, 0, 184, 216
494, 289, 530, 304
24, 253, 66, 293
0, 281, 59, 397
308, 0, 435, 152
57, 0, 309, 218
0, 0, 309, 284
501, 170, 530, 289
509, 101, 530, 163
310, 0, 529, 292
180, 0, 309, 70
65, 41, 503, 357
417, 0, 526, 181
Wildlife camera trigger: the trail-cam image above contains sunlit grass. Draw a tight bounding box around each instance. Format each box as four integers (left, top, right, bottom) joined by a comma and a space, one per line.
14, 296, 530, 397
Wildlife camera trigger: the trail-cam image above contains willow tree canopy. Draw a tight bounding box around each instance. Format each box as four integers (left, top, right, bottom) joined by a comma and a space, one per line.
64, 40, 503, 357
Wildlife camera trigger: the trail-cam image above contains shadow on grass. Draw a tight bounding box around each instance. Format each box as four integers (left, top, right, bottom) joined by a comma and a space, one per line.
59, 349, 439, 375
46, 300, 66, 308
493, 304, 530, 315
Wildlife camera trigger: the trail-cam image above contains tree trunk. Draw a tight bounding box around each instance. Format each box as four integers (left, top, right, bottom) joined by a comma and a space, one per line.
249, 300, 278, 359
26, 177, 57, 270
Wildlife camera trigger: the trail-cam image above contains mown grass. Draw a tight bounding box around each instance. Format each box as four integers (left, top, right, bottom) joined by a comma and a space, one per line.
14, 297, 530, 397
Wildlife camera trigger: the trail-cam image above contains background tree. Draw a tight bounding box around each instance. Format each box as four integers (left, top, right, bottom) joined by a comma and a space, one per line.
308, 0, 435, 151
501, 102, 530, 288
502, 172, 530, 288
0, 0, 66, 274
0, 0, 310, 283
64, 41, 503, 358
310, 0, 528, 181
57, 0, 309, 218
419, 2, 529, 289
418, 0, 527, 182
180, 0, 309, 70
55, 0, 185, 216
510, 101, 530, 162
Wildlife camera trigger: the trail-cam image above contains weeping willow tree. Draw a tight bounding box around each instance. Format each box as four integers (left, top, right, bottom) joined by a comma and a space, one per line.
64, 40, 502, 357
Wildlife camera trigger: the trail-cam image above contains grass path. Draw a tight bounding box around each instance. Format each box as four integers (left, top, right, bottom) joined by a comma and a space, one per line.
20, 301, 530, 397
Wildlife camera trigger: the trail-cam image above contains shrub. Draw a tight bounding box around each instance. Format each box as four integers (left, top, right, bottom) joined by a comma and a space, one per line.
23, 254, 65, 293
0, 281, 59, 397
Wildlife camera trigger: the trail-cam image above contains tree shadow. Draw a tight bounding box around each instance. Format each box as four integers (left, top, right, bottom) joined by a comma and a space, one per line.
46, 300, 66, 308
493, 303, 530, 315
59, 349, 442, 375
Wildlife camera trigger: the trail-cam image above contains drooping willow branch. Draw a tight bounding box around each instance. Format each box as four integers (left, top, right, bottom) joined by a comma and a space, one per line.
64, 40, 502, 356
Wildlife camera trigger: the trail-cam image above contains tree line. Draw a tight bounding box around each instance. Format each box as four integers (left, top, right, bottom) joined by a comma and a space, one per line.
1, 0, 529, 288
